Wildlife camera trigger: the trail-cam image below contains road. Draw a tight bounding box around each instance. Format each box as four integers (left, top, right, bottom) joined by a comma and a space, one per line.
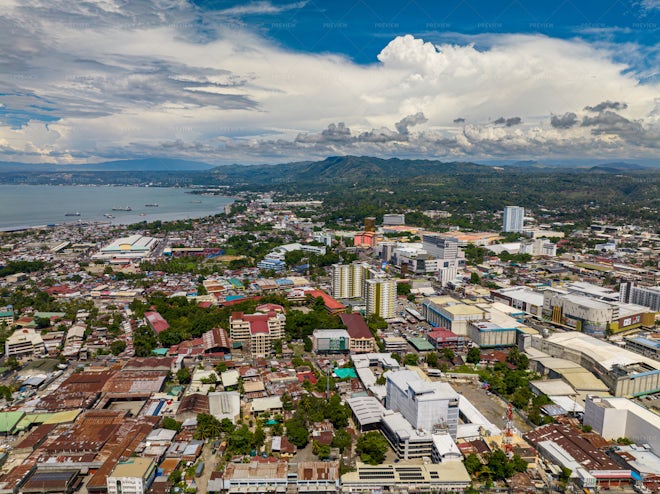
193, 441, 218, 493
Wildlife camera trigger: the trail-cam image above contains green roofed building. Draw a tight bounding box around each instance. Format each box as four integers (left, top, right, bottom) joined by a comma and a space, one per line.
407, 337, 435, 352
334, 368, 357, 380
0, 311, 13, 325
228, 278, 244, 290
0, 411, 26, 435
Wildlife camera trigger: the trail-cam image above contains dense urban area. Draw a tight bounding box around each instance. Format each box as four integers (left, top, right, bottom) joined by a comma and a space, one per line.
0, 185, 659, 494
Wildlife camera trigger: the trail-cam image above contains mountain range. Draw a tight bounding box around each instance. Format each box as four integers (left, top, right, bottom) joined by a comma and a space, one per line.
0, 156, 654, 184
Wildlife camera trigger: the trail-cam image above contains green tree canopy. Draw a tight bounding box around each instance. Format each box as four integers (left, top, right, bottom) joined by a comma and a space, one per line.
356, 432, 389, 465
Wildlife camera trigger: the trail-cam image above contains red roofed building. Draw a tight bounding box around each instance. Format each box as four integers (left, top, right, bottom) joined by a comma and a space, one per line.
144, 311, 170, 334
305, 290, 346, 314
427, 329, 469, 351
230, 309, 286, 358
339, 313, 376, 353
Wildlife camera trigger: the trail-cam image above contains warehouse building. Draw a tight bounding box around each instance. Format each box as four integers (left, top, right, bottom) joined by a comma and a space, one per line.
467, 321, 517, 348
584, 396, 660, 456
421, 296, 487, 336
94, 235, 159, 261
530, 332, 660, 397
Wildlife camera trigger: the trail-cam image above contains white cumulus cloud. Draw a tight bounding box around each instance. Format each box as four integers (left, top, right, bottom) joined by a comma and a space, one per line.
0, 1, 657, 164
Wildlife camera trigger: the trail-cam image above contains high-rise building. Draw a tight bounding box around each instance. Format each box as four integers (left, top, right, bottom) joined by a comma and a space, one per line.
331, 262, 370, 299
383, 213, 405, 226
421, 235, 466, 287
503, 206, 525, 233
386, 370, 460, 439
422, 235, 460, 259
620, 283, 660, 312
365, 277, 396, 319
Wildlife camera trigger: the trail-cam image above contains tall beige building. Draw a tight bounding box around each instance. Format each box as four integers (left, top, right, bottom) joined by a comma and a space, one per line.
331, 262, 372, 299
365, 278, 397, 319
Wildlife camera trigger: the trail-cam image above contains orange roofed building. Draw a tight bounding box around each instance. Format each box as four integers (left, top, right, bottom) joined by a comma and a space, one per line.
305, 289, 346, 314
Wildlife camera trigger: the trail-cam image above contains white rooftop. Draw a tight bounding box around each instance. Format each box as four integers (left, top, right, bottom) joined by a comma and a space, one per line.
388, 370, 459, 402
545, 332, 660, 372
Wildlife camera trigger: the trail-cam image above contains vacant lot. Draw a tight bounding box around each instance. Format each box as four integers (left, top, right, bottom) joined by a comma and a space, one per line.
452, 381, 532, 434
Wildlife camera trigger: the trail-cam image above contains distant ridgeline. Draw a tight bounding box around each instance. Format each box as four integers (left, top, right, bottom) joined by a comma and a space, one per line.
0, 156, 657, 224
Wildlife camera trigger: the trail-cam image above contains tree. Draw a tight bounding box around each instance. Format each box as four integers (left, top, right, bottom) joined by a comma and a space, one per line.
470, 272, 481, 285
332, 428, 352, 453
404, 353, 419, 366
6, 357, 20, 371
511, 454, 528, 474
303, 336, 313, 352
196, 413, 222, 440
168, 469, 182, 484
466, 347, 481, 364
425, 351, 439, 368
220, 418, 235, 434
0, 385, 13, 401
441, 347, 455, 361
162, 416, 182, 432
285, 417, 309, 448
316, 443, 331, 460
228, 425, 255, 455
397, 283, 411, 296
281, 392, 294, 411
109, 340, 126, 356
486, 449, 512, 480
356, 432, 388, 465
176, 367, 191, 384
510, 387, 532, 409
464, 453, 482, 475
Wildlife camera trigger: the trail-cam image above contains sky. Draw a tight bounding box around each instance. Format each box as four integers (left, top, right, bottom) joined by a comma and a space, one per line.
0, 0, 658, 165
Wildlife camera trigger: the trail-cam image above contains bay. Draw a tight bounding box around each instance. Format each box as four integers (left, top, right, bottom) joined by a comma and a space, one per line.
0, 185, 233, 230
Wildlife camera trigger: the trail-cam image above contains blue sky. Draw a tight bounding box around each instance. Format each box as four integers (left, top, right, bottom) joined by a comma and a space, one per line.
0, 0, 657, 164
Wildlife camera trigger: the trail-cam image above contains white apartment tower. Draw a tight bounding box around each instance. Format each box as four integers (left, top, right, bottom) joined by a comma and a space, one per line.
503, 206, 525, 233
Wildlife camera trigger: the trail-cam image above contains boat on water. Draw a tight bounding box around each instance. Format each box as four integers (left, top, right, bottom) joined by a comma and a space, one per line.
104, 213, 115, 219
190, 200, 202, 203
112, 206, 132, 211
145, 203, 159, 207
64, 212, 81, 217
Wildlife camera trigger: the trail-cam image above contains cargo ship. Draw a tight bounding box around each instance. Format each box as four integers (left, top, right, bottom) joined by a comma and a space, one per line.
145, 203, 159, 207
112, 206, 132, 211
65, 212, 81, 216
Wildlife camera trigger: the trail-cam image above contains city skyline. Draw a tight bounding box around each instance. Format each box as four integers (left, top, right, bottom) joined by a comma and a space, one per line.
0, 0, 658, 165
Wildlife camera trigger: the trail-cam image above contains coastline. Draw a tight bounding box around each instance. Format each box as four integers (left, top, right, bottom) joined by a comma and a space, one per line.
0, 184, 234, 231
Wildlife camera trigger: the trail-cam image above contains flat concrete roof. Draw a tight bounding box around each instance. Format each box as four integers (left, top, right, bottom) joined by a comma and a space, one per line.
110, 458, 154, 479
